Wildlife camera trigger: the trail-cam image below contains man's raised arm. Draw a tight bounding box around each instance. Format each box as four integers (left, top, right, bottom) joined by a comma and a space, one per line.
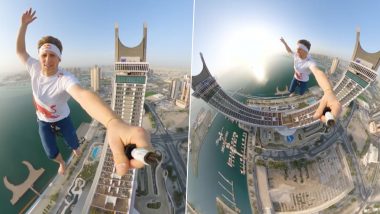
16, 8, 37, 64
280, 37, 293, 54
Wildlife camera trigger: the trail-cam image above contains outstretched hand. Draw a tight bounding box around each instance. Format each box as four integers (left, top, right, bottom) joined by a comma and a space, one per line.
313, 91, 342, 124
280, 37, 286, 44
21, 8, 37, 26
106, 119, 151, 176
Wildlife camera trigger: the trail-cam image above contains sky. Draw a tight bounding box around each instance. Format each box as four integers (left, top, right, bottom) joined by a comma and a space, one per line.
192, 0, 380, 78
0, 0, 194, 74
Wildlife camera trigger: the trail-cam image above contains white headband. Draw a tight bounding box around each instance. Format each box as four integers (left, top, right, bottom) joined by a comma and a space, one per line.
39, 43, 61, 59
297, 43, 309, 53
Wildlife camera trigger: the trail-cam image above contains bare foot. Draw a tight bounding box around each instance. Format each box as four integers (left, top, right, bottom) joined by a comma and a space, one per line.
289, 92, 296, 97
58, 163, 65, 175
73, 148, 82, 157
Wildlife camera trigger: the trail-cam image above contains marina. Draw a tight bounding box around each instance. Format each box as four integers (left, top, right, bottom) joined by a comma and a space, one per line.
216, 128, 248, 175
217, 171, 241, 213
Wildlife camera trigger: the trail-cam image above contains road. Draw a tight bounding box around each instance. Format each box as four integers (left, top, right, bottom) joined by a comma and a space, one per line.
146, 102, 188, 213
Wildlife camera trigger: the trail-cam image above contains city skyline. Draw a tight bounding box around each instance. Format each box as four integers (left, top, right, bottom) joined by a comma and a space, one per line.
0, 0, 193, 74
192, 0, 380, 78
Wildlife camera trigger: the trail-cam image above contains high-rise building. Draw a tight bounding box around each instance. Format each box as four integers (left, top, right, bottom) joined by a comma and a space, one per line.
176, 74, 191, 108
363, 143, 379, 166
84, 23, 148, 214
351, 29, 380, 71
113, 23, 148, 126
170, 79, 181, 100
369, 121, 380, 134
91, 65, 101, 92
371, 110, 380, 121
329, 57, 339, 75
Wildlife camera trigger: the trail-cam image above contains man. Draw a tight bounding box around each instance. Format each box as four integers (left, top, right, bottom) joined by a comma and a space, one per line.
16, 8, 150, 176
280, 37, 342, 124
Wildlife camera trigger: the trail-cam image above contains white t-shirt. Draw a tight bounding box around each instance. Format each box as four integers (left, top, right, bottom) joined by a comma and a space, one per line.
26, 57, 79, 122
293, 53, 317, 82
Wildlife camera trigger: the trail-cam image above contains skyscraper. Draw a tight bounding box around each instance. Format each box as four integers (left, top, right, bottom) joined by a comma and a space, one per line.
91, 65, 101, 92
112, 23, 148, 126
176, 74, 191, 108
369, 121, 380, 134
170, 79, 181, 100
329, 57, 339, 75
84, 23, 148, 214
351, 29, 380, 71
371, 110, 380, 121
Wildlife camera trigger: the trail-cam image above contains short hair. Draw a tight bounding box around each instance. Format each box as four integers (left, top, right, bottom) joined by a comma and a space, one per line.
38, 36, 63, 53
297, 39, 311, 51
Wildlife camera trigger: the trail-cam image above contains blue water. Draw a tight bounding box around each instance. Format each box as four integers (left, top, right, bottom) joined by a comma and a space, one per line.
188, 112, 252, 214
286, 135, 295, 144
91, 146, 100, 160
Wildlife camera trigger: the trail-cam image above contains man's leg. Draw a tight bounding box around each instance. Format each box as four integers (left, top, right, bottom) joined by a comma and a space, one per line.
54, 153, 66, 175
299, 80, 308, 95
57, 116, 81, 156
38, 119, 65, 174
288, 78, 298, 97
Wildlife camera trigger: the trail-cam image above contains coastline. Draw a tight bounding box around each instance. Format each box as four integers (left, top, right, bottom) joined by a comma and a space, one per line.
245, 128, 259, 213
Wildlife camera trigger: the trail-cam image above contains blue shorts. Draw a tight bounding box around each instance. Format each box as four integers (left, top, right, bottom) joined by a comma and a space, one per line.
289, 78, 308, 95
37, 116, 79, 159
